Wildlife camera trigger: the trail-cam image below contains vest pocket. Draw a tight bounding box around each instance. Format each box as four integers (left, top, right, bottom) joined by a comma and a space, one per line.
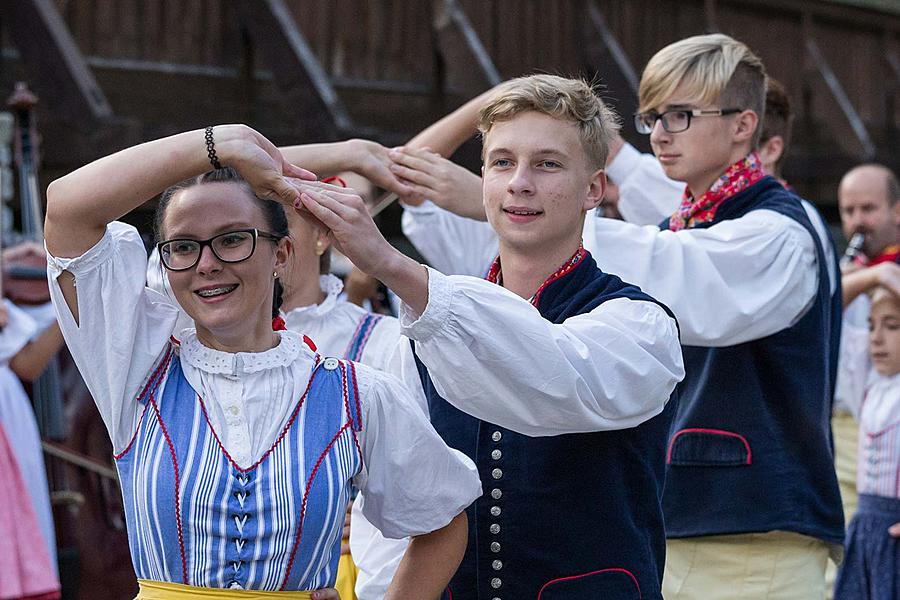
537, 568, 641, 599
666, 428, 752, 466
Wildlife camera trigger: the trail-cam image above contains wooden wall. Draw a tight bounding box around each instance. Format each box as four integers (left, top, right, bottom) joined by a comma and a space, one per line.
2, 0, 900, 220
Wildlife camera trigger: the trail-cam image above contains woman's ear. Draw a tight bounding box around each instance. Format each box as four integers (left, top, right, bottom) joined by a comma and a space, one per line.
275, 236, 293, 270
315, 228, 333, 256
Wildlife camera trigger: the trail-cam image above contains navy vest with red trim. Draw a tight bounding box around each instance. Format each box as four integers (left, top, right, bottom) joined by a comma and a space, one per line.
659, 176, 844, 543
414, 251, 677, 600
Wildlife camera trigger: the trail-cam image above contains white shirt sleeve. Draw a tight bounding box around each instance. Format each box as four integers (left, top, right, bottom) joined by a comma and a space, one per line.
395, 268, 684, 437
0, 300, 39, 364
353, 364, 481, 539
834, 319, 870, 419
606, 143, 683, 226
46, 222, 181, 449
591, 210, 820, 347
401, 200, 498, 277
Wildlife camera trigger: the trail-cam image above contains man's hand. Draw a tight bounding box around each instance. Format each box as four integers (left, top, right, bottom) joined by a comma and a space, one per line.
294, 184, 398, 277
2, 240, 45, 262
341, 500, 353, 555
389, 147, 486, 220
600, 181, 622, 219
890, 522, 900, 538
296, 183, 430, 315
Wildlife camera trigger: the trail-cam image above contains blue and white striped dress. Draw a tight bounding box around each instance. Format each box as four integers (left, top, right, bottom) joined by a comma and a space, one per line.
117, 345, 363, 591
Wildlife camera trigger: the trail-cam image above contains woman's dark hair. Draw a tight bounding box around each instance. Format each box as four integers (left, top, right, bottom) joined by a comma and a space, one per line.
154, 167, 289, 318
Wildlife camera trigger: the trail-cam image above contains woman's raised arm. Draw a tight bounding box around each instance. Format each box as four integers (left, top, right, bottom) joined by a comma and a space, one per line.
45, 125, 313, 259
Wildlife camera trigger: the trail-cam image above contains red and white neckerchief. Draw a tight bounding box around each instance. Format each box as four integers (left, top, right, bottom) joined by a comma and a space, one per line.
668, 151, 765, 232
486, 245, 587, 307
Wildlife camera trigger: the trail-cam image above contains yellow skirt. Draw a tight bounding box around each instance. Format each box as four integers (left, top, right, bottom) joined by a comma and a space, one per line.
135, 580, 313, 599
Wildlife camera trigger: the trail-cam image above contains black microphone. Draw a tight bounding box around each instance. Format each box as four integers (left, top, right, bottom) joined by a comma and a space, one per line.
840, 232, 865, 267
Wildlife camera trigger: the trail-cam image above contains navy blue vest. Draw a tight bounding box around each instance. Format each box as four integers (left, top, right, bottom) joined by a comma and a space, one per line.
659, 176, 844, 544
414, 252, 677, 600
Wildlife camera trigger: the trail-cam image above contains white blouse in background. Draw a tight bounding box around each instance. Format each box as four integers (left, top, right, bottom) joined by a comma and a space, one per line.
45, 222, 480, 540
283, 275, 400, 372
837, 322, 900, 498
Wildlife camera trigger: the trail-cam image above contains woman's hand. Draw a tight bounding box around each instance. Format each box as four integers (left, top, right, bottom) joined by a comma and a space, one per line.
218, 125, 318, 207
890, 522, 900, 538
311, 588, 341, 600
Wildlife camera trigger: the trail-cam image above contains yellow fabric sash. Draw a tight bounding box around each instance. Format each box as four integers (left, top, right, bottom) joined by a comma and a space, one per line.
135, 580, 313, 599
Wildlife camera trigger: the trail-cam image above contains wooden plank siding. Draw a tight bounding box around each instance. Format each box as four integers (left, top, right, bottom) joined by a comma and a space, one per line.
0, 0, 899, 217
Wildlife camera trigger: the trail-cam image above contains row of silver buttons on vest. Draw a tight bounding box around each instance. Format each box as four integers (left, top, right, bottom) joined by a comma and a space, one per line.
489, 429, 503, 598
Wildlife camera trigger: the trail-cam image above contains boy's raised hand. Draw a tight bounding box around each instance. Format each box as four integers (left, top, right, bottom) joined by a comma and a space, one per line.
389, 147, 486, 221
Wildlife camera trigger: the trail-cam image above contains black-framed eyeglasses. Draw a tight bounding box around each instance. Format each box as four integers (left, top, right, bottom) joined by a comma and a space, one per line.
157, 228, 280, 271
633, 108, 743, 134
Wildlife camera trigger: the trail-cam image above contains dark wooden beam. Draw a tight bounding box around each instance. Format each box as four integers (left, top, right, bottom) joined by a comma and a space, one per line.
0, 0, 112, 125
803, 14, 877, 160
233, 0, 352, 140
432, 0, 501, 96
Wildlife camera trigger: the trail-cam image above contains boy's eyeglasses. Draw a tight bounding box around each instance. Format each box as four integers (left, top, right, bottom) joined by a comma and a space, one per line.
157, 228, 280, 271
634, 108, 743, 134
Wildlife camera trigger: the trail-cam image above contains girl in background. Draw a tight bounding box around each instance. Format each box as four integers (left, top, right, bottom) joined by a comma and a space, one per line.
835, 285, 900, 599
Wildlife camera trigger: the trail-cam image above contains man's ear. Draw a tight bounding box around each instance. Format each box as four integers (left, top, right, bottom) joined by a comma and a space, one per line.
891, 197, 900, 228
759, 135, 784, 170
734, 110, 759, 145
584, 169, 607, 212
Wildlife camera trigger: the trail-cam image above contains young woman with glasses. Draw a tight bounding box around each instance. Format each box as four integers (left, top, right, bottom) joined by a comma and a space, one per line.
44, 124, 480, 600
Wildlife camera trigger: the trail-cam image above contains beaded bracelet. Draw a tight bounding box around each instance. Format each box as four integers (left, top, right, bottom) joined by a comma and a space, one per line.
204, 126, 223, 170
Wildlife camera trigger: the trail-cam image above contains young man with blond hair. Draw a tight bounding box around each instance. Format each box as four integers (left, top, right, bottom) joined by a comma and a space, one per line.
584, 34, 844, 598
298, 73, 684, 599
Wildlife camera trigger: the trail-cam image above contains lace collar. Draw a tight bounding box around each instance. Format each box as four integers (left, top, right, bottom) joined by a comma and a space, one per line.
179, 329, 306, 376
283, 274, 344, 320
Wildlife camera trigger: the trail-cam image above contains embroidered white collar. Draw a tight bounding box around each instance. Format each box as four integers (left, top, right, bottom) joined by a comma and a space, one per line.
179, 329, 305, 376
283, 274, 344, 320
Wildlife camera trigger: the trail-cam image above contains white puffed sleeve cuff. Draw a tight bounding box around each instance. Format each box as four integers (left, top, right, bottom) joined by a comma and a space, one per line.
354, 365, 481, 539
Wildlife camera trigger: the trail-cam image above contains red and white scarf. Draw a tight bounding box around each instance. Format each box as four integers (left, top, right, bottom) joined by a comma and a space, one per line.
668, 152, 765, 232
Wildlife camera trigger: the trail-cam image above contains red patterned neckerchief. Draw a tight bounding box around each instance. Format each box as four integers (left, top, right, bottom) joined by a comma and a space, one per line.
856, 244, 900, 267
486, 245, 587, 307
668, 152, 765, 232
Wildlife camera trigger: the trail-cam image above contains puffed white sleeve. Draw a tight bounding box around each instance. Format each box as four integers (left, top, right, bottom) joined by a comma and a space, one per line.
606, 143, 683, 226
46, 221, 181, 451
353, 364, 481, 539
0, 300, 39, 364
591, 210, 820, 347
398, 268, 684, 437
401, 200, 498, 276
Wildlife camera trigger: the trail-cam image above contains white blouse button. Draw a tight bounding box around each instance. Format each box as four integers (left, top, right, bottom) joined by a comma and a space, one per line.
324, 357, 340, 370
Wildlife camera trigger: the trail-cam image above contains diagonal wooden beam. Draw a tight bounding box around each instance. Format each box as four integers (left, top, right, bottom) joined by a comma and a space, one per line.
586, 1, 639, 98
433, 0, 501, 95
234, 0, 352, 139
805, 34, 877, 160
0, 0, 112, 124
